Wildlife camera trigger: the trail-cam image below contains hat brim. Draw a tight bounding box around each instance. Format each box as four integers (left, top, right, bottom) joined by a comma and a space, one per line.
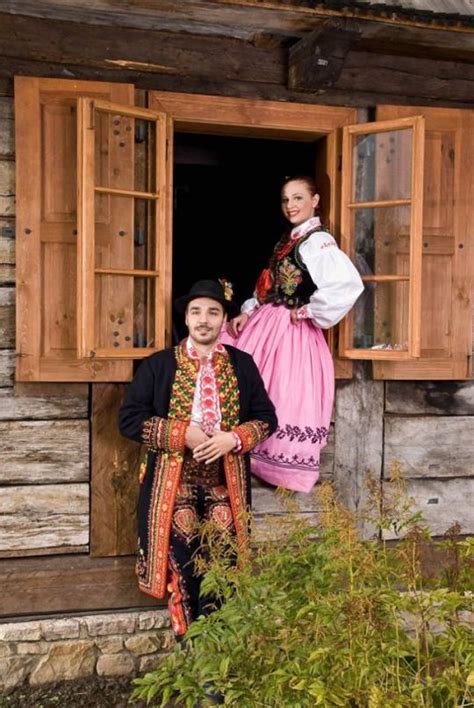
175, 292, 239, 318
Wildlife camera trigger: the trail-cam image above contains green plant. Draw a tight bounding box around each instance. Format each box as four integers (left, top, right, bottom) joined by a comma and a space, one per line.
131, 471, 474, 707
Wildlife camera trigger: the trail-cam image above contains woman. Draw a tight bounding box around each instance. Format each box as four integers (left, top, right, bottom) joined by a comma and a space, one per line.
220, 176, 363, 493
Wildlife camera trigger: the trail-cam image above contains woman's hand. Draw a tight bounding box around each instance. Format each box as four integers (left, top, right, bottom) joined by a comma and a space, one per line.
193, 431, 236, 464
290, 309, 301, 325
185, 425, 209, 450
227, 313, 249, 337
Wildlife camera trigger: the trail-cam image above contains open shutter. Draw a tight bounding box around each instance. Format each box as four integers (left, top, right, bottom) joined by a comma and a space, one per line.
15, 77, 133, 382
338, 116, 425, 361
77, 99, 171, 360
373, 106, 473, 380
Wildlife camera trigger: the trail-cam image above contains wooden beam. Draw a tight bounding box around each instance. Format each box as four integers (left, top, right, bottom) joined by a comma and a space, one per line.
2, 0, 474, 40
0, 14, 284, 86
0, 555, 161, 617
289, 20, 362, 91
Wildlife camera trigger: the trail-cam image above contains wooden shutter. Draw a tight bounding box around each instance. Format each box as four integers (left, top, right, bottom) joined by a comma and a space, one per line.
77, 98, 171, 360
15, 77, 133, 382
338, 116, 425, 361
373, 106, 473, 380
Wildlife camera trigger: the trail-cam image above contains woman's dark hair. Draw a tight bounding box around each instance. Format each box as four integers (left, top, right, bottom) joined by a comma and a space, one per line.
281, 174, 319, 196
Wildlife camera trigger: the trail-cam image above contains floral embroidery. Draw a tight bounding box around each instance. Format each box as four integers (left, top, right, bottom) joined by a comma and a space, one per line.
234, 420, 270, 453
252, 449, 321, 472
275, 424, 329, 445
276, 257, 303, 296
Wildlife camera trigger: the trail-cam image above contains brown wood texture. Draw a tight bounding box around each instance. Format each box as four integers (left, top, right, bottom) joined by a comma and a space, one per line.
373, 105, 473, 380
0, 387, 88, 420
288, 20, 362, 91
2, 1, 474, 41
14, 76, 135, 382
0, 555, 161, 618
91, 384, 141, 557
0, 420, 89, 485
0, 483, 89, 556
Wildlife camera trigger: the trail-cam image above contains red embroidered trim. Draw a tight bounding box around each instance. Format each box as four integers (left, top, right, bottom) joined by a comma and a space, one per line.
142, 417, 187, 453
234, 420, 270, 454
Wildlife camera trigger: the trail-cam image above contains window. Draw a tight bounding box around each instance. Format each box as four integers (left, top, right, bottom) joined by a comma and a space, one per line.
338, 117, 425, 361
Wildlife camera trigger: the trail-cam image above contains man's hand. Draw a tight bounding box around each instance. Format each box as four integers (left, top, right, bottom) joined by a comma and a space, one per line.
227, 313, 249, 337
185, 425, 210, 450
193, 431, 236, 464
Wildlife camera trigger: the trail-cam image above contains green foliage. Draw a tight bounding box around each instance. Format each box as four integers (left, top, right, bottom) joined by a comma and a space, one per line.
131, 469, 474, 707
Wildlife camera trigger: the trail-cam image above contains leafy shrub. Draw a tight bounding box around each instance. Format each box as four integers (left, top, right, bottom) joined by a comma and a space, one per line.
131, 469, 474, 707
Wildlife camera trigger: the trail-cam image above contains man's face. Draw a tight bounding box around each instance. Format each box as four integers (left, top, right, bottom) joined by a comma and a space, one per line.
185, 297, 226, 347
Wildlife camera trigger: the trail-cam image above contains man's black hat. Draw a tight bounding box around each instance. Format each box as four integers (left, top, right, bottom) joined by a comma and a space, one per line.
175, 279, 239, 318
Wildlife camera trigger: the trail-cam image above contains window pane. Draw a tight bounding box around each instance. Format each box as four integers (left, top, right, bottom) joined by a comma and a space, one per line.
352, 129, 412, 203
94, 196, 157, 272
95, 275, 156, 350
353, 205, 411, 276
351, 280, 409, 351
94, 112, 157, 194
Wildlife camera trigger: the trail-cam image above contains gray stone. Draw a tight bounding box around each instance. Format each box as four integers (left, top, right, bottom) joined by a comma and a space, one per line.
125, 632, 162, 655
0, 656, 35, 692
0, 621, 42, 642
96, 636, 124, 654
137, 610, 170, 631
96, 652, 136, 677
0, 642, 14, 658
29, 640, 96, 685
138, 652, 168, 674
15, 641, 49, 655
84, 613, 136, 637
40, 618, 80, 641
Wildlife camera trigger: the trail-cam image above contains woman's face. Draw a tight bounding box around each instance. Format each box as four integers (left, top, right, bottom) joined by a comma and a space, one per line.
281, 180, 320, 226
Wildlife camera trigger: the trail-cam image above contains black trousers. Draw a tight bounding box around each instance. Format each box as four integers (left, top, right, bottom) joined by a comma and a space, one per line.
167, 481, 236, 638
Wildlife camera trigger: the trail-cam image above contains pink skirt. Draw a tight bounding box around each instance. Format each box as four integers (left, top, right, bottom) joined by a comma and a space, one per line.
221, 304, 334, 493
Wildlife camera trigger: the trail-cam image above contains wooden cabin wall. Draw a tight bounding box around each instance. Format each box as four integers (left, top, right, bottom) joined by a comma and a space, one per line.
0, 19, 473, 616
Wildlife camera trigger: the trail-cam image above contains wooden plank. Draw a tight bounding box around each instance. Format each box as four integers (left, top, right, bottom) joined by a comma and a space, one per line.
91, 384, 141, 557
0, 160, 14, 217
335, 50, 474, 104
0, 286, 14, 348
0, 483, 89, 555
0, 387, 88, 420
0, 420, 89, 485
383, 478, 474, 539
0, 555, 161, 618
2, 1, 474, 40
386, 381, 474, 415
333, 362, 384, 536
0, 97, 14, 157
384, 416, 474, 479
0, 349, 14, 386
0, 14, 284, 86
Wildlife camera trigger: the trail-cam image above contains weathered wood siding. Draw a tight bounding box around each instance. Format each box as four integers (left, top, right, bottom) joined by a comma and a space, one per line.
0, 84, 91, 558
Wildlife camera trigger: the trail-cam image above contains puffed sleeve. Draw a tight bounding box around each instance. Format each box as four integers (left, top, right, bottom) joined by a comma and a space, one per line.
297, 231, 364, 329
241, 296, 259, 316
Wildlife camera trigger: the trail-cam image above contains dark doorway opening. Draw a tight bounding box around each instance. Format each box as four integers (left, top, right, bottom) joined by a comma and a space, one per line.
172, 132, 324, 340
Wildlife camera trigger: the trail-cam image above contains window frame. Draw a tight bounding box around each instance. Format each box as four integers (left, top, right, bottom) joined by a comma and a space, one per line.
77, 97, 170, 360
338, 115, 425, 361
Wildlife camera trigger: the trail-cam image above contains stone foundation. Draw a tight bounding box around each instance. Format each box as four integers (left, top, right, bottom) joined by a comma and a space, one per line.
0, 609, 173, 693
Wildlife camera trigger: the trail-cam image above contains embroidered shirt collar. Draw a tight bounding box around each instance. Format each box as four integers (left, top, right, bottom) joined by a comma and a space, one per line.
186, 337, 225, 363
290, 215, 321, 241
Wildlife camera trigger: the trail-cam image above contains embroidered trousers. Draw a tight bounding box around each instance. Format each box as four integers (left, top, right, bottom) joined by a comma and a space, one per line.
167, 481, 236, 638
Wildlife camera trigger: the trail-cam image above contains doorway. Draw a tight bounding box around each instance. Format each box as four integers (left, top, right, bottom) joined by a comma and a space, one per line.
172, 132, 325, 340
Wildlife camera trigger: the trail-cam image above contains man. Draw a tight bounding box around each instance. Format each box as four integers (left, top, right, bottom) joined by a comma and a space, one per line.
119, 280, 277, 639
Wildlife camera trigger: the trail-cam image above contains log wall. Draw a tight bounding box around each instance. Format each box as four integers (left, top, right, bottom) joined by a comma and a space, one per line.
0, 22, 473, 616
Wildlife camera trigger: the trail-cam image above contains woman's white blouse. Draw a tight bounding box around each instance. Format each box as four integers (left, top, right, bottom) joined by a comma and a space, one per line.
241, 230, 364, 329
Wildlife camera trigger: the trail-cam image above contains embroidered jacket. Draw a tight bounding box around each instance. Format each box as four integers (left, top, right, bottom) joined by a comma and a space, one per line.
118, 342, 277, 599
